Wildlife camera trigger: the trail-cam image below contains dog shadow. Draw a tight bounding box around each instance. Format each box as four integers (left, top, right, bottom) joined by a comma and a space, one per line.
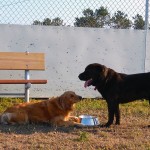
1, 123, 149, 135
0, 123, 82, 135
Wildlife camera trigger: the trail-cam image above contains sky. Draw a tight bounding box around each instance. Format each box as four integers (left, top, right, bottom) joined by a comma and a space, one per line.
0, 0, 146, 26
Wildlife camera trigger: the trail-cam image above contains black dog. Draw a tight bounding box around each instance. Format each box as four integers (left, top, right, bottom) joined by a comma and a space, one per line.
79, 63, 150, 127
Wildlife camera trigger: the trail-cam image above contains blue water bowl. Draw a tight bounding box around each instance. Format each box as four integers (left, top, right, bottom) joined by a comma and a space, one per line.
79, 115, 100, 126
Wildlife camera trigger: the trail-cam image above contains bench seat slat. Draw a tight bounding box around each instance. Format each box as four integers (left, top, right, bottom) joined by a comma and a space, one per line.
0, 80, 47, 84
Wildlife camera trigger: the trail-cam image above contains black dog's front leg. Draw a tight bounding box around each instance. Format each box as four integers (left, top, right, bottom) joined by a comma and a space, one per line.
100, 101, 115, 127
114, 103, 120, 125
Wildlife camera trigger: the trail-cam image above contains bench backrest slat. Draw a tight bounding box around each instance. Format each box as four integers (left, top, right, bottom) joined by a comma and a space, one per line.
0, 52, 45, 70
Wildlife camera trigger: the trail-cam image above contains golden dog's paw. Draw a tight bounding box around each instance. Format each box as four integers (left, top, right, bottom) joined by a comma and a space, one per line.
69, 116, 81, 123
74, 117, 81, 123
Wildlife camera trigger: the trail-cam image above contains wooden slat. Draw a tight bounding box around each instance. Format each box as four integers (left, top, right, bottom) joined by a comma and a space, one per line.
0, 80, 47, 84
0, 52, 45, 70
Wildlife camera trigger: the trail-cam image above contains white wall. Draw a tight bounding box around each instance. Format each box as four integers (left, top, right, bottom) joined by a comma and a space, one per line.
0, 24, 147, 98
145, 30, 150, 72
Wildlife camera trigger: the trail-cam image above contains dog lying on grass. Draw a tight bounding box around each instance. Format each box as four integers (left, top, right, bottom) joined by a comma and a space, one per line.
0, 91, 82, 127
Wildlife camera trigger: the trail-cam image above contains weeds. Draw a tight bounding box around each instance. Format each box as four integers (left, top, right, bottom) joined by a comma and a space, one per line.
75, 131, 89, 142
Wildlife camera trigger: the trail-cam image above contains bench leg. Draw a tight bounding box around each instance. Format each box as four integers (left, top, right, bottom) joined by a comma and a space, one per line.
25, 84, 31, 102
25, 70, 30, 102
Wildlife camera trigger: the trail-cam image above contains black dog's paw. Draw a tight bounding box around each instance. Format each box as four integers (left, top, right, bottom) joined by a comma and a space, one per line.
115, 122, 120, 125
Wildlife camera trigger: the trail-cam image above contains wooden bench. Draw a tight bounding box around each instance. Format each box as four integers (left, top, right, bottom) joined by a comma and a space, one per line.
0, 52, 47, 102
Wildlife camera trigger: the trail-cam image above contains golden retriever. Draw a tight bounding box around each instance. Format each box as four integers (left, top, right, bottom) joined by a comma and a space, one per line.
0, 91, 82, 127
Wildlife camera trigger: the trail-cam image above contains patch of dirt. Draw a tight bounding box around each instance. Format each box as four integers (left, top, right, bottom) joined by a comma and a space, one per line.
0, 118, 149, 150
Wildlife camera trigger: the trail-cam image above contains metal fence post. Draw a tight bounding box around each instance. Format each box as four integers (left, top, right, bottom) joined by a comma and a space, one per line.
144, 0, 149, 72
145, 0, 149, 30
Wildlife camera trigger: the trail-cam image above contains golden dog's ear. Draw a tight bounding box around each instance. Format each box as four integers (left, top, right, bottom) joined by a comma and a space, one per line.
57, 97, 65, 110
58, 95, 74, 110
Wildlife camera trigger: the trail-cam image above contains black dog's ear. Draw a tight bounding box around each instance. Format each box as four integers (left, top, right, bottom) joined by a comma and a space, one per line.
102, 66, 108, 77
95, 65, 108, 78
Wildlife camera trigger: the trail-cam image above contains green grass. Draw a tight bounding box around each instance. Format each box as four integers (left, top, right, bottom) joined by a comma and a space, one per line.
0, 97, 149, 114
120, 100, 149, 116
76, 98, 107, 111
0, 98, 23, 112
76, 98, 149, 113
0, 98, 149, 125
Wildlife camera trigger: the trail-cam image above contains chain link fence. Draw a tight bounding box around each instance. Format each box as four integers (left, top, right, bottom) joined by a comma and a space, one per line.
0, 0, 148, 29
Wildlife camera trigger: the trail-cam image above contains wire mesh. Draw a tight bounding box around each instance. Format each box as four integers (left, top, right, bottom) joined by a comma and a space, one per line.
0, 0, 147, 29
